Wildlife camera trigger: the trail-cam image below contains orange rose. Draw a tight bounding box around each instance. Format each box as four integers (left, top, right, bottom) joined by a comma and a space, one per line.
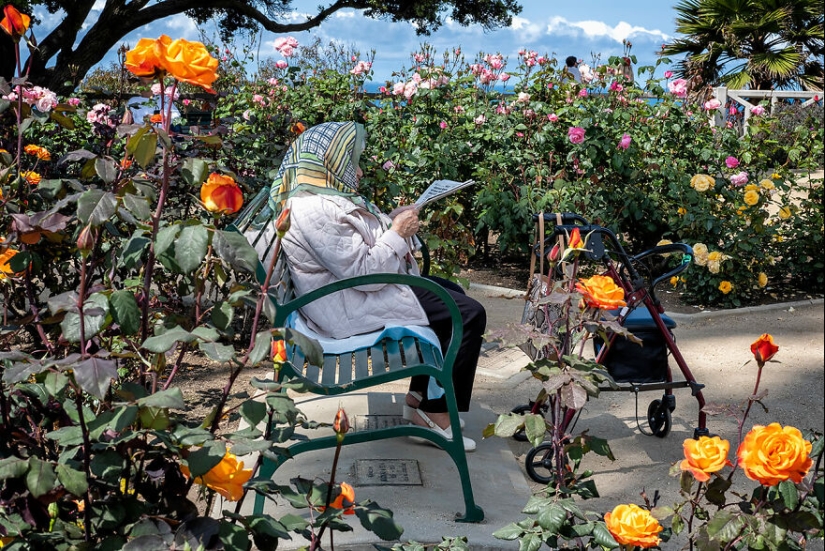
0, 247, 24, 279
737, 423, 812, 486
320, 482, 356, 515
149, 113, 163, 124
750, 333, 778, 365
680, 436, 733, 482
291, 121, 307, 135
21, 171, 41, 186
604, 504, 662, 548
24, 144, 51, 161
161, 37, 219, 93
200, 173, 243, 214
271, 338, 286, 363
1, 5, 30, 40
568, 226, 584, 249
275, 207, 291, 237
124, 36, 170, 77
575, 274, 627, 310
333, 407, 350, 436
179, 452, 253, 501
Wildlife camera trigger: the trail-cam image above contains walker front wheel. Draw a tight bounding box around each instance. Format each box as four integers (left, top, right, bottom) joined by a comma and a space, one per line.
525, 442, 555, 484
647, 399, 672, 438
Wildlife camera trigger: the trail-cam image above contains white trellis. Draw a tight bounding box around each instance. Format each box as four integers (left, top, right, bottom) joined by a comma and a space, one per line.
709, 87, 821, 134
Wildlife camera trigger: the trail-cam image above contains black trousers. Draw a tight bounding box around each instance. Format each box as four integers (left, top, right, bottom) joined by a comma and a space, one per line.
410, 276, 487, 413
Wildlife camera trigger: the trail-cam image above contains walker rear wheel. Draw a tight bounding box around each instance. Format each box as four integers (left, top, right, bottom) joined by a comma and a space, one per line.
647, 399, 672, 438
511, 403, 544, 442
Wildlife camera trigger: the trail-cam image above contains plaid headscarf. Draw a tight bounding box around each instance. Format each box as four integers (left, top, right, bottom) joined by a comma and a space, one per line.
269, 121, 367, 209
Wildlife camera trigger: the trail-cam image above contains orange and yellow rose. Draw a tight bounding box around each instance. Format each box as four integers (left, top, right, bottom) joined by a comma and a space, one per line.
604, 503, 662, 548
271, 338, 286, 363
737, 423, 812, 487
757, 272, 768, 288
23, 144, 51, 161
778, 206, 792, 220
690, 173, 714, 192
0, 247, 23, 280
125, 35, 218, 92
718, 280, 732, 294
21, 171, 41, 186
179, 452, 253, 501
680, 436, 733, 482
575, 274, 626, 310
743, 189, 759, 206
750, 333, 778, 365
200, 173, 243, 214
567, 226, 584, 249
319, 482, 356, 515
1, 5, 30, 40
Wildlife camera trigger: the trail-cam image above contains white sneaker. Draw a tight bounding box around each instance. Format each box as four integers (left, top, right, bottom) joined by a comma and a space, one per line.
409, 410, 476, 452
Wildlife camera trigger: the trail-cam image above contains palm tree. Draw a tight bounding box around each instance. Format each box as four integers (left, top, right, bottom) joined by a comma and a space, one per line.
661, 0, 824, 91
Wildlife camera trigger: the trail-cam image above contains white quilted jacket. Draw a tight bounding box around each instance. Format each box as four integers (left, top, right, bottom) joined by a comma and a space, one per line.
281, 193, 428, 339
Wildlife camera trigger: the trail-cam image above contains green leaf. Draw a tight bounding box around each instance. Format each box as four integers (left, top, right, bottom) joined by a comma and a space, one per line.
492, 522, 525, 540
155, 224, 180, 258
56, 464, 88, 496
74, 355, 118, 399
60, 292, 112, 343
777, 479, 799, 510
181, 158, 209, 187
174, 223, 209, 274
119, 232, 151, 269
121, 192, 151, 221
137, 388, 185, 409
248, 331, 272, 366
706, 509, 746, 542
212, 230, 261, 274
218, 521, 249, 550
198, 341, 236, 363
186, 441, 227, 478
536, 503, 567, 532
127, 128, 159, 168
0, 457, 29, 480
286, 327, 323, 368
26, 457, 57, 498
110, 290, 140, 335
46, 425, 84, 446
142, 326, 194, 353
77, 188, 118, 226
355, 501, 404, 541
95, 157, 118, 184
239, 400, 267, 427
591, 523, 619, 548
211, 301, 234, 331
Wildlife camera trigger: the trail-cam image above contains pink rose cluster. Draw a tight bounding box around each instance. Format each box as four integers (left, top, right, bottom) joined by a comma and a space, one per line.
568, 126, 586, 144
617, 133, 632, 150
3, 85, 59, 113
518, 49, 548, 68
729, 171, 749, 186
274, 36, 298, 58
750, 105, 766, 116
350, 60, 372, 75
86, 103, 117, 128
703, 98, 721, 111
668, 78, 688, 98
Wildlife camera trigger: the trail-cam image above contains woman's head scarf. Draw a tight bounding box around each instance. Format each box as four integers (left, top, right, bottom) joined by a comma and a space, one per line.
269, 121, 366, 208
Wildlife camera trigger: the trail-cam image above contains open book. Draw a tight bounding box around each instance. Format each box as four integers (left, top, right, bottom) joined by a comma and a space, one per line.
414, 179, 476, 207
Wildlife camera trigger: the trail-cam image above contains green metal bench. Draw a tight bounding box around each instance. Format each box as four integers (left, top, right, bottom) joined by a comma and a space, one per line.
229, 188, 483, 522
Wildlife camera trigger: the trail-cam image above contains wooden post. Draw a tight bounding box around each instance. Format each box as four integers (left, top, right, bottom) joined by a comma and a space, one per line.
712, 86, 727, 128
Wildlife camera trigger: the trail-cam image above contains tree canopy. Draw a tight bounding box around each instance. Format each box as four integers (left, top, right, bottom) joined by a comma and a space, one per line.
661, 0, 824, 92
1, 0, 522, 94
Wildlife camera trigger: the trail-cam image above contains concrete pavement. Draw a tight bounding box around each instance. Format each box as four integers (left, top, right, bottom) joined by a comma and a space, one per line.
225, 283, 824, 550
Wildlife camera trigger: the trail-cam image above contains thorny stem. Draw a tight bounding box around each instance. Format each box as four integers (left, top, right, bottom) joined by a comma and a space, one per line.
74, 390, 94, 542
315, 441, 344, 549
728, 364, 764, 483
686, 481, 705, 551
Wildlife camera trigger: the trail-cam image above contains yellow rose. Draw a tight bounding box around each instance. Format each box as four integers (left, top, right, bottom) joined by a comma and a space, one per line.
707, 251, 722, 262
604, 504, 662, 548
180, 452, 253, 501
200, 173, 244, 214
759, 179, 775, 190
21, 171, 41, 186
744, 189, 759, 206
575, 274, 627, 310
690, 173, 714, 192
670, 276, 679, 287
718, 280, 732, 294
124, 36, 170, 77
758, 272, 768, 288
771, 172, 781, 180
778, 206, 792, 220
692, 243, 708, 266
677, 207, 687, 216
161, 37, 219, 92
0, 247, 23, 279
737, 423, 812, 486
680, 436, 733, 482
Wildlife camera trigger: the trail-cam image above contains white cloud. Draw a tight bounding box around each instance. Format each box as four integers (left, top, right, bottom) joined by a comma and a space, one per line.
546, 16, 669, 44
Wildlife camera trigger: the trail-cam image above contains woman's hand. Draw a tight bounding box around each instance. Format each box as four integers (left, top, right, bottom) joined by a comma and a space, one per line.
391, 208, 420, 238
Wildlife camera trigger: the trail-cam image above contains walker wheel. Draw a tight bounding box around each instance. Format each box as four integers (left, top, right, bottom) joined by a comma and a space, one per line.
647, 399, 672, 438
525, 442, 555, 484
511, 404, 533, 442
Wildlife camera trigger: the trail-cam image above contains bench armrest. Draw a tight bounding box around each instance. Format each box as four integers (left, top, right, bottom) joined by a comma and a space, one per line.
273, 273, 462, 371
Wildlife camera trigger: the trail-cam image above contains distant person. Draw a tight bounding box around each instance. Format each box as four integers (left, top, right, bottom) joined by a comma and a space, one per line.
564, 55, 582, 83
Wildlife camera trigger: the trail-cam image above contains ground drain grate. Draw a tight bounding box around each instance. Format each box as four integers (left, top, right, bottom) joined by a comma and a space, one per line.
354, 459, 422, 486
354, 414, 406, 431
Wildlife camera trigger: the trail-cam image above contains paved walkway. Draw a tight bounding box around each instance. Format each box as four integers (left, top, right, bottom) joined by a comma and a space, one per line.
228, 284, 824, 550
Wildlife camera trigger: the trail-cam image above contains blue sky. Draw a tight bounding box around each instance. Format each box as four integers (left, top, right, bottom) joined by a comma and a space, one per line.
32, 1, 682, 85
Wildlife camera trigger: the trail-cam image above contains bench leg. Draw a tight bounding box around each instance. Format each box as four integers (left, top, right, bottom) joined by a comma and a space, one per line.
253, 453, 285, 516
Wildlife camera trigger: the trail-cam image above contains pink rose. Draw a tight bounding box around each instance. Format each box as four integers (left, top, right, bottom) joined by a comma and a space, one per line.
704, 99, 721, 111
382, 160, 395, 171
275, 60, 288, 69
750, 105, 765, 116
664, 70, 673, 79
729, 171, 749, 186
568, 126, 586, 144
618, 133, 631, 150
67, 97, 81, 107
578, 89, 588, 97
725, 156, 739, 168
547, 113, 559, 122
499, 73, 511, 82
668, 78, 688, 98
439, 121, 447, 129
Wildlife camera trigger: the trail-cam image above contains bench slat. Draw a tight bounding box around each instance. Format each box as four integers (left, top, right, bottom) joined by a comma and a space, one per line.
383, 339, 404, 376
401, 336, 421, 367
322, 354, 339, 386
347, 349, 367, 384
419, 340, 442, 368
367, 343, 384, 377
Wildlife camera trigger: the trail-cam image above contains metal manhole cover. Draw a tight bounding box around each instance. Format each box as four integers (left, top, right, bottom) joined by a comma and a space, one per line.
355, 414, 406, 431
354, 459, 422, 486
